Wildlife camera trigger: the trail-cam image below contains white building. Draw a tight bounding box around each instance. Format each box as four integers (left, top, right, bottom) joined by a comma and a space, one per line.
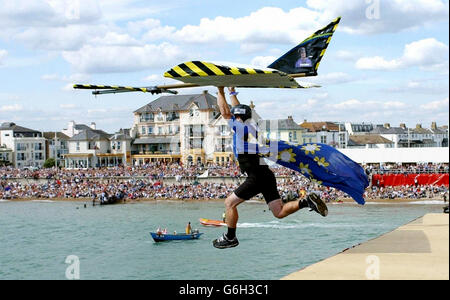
347, 134, 395, 149
43, 132, 69, 167
300, 121, 348, 148
0, 122, 46, 168
131, 91, 235, 166
370, 122, 448, 148
64, 122, 132, 168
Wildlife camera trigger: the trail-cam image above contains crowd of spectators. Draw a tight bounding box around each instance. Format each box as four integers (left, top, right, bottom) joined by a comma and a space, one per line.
0, 162, 448, 202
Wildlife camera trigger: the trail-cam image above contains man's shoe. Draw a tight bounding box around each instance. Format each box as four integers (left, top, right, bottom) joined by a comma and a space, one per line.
213, 233, 239, 249
305, 193, 328, 217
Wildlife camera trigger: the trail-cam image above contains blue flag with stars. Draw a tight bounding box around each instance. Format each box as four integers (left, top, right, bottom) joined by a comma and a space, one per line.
263, 141, 369, 205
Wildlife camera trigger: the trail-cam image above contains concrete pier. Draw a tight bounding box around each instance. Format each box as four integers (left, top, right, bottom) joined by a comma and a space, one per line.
283, 213, 449, 280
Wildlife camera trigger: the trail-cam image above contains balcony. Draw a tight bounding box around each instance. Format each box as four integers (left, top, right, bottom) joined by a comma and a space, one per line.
131, 150, 181, 155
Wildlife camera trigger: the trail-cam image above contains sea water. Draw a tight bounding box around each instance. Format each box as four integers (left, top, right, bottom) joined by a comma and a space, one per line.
0, 200, 443, 280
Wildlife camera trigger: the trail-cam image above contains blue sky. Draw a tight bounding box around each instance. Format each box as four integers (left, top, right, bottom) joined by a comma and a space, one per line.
0, 0, 448, 133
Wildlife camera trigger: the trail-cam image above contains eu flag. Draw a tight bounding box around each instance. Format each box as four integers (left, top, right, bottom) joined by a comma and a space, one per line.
264, 141, 369, 205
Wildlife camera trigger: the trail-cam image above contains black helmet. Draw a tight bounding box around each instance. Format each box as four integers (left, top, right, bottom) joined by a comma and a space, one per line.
231, 104, 252, 121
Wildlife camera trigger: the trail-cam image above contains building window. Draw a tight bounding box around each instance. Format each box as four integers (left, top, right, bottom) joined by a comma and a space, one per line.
148, 127, 153, 134
117, 141, 121, 150
321, 136, 327, 144
76, 142, 80, 151
142, 127, 146, 135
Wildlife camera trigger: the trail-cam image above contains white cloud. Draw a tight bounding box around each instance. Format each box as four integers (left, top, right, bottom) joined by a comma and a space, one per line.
59, 103, 78, 109
420, 97, 449, 111
0, 0, 101, 28
170, 7, 321, 45
62, 42, 183, 73
306, 0, 449, 34
335, 50, 359, 61
0, 49, 7, 65
251, 56, 277, 69
386, 79, 449, 94
0, 104, 23, 112
356, 38, 449, 71
309, 72, 356, 85
142, 74, 163, 82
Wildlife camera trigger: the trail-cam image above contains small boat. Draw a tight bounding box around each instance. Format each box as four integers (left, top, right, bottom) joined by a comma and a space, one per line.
199, 218, 227, 227
150, 232, 203, 242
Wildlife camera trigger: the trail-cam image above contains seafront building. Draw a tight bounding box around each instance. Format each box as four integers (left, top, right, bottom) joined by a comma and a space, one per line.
1, 97, 448, 169
131, 91, 234, 165
63, 121, 132, 168
299, 120, 347, 148
260, 116, 309, 144
0, 122, 46, 168
43, 132, 69, 167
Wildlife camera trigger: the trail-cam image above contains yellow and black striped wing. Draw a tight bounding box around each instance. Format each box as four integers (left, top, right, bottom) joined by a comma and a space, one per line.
73, 84, 154, 93
163, 61, 303, 88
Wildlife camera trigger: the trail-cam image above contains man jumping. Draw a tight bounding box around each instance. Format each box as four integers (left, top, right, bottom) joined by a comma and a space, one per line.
212, 87, 328, 249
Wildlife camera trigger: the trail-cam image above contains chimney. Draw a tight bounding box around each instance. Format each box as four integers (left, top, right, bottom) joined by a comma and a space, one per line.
90, 122, 97, 130
431, 122, 437, 130
399, 123, 406, 129
384, 123, 390, 129
287, 116, 293, 120
416, 124, 422, 129
67, 121, 76, 137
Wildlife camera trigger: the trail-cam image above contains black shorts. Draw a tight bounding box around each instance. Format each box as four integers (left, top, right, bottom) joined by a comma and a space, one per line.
234, 166, 280, 204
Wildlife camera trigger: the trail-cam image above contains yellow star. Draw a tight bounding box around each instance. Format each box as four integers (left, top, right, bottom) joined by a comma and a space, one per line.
301, 143, 321, 155
314, 156, 330, 168
278, 149, 296, 163
310, 178, 323, 185
299, 162, 312, 175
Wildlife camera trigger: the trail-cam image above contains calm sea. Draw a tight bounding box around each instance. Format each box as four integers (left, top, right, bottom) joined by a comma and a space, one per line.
0, 199, 443, 280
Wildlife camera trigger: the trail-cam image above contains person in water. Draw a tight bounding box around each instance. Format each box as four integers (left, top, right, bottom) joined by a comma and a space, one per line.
212, 87, 328, 249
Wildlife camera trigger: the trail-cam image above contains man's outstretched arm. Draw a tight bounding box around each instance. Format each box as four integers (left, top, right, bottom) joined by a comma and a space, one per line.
217, 87, 232, 120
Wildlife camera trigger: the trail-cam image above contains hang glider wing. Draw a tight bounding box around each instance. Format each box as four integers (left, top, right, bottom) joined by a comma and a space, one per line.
163, 61, 314, 89
73, 84, 180, 95
268, 17, 341, 76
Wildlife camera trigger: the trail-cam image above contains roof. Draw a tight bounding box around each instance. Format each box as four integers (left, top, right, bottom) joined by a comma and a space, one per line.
0, 122, 40, 134
349, 135, 394, 145
134, 92, 218, 114
412, 126, 432, 134
371, 125, 406, 135
133, 135, 180, 144
110, 132, 132, 141
259, 118, 305, 131
43, 132, 70, 140
299, 121, 340, 132
70, 129, 112, 141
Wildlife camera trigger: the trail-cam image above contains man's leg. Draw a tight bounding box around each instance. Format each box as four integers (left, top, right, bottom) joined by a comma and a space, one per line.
213, 192, 245, 249
225, 192, 245, 232
268, 199, 302, 219
268, 193, 329, 219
